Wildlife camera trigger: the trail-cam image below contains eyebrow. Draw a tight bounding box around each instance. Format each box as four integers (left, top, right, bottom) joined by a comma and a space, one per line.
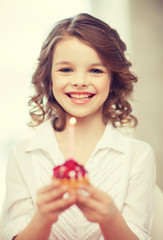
55, 61, 71, 66
55, 61, 106, 67
90, 63, 106, 67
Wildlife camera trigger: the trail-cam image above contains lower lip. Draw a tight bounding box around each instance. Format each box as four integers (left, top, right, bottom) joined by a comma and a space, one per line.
69, 97, 93, 105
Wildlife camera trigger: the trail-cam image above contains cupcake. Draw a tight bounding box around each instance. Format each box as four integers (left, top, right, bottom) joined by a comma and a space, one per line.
52, 158, 89, 188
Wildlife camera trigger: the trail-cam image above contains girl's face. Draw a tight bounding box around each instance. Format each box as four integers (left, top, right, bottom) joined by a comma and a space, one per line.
51, 37, 111, 120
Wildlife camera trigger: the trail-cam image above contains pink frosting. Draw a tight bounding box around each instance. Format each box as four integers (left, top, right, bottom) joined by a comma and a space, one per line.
53, 159, 88, 179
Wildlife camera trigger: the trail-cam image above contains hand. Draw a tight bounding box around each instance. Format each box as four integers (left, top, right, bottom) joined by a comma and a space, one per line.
76, 183, 117, 224
36, 180, 77, 227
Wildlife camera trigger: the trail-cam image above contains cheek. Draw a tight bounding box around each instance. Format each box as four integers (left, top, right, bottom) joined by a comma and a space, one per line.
98, 78, 111, 94
51, 75, 69, 102
52, 74, 63, 91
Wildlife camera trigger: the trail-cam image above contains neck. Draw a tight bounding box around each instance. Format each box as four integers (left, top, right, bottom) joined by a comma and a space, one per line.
55, 112, 106, 165
66, 112, 106, 139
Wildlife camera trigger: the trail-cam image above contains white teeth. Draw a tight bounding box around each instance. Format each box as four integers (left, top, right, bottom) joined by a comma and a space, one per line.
70, 94, 92, 99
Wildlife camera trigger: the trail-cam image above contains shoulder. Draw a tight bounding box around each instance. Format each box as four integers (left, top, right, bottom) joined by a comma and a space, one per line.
107, 124, 155, 171
111, 128, 156, 182
105, 124, 154, 157
117, 125, 153, 150
10, 119, 54, 156
126, 135, 154, 162
116, 128, 155, 171
125, 133, 154, 156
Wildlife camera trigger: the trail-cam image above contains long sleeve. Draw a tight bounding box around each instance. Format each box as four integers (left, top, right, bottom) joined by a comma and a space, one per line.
122, 144, 156, 240
1, 148, 35, 240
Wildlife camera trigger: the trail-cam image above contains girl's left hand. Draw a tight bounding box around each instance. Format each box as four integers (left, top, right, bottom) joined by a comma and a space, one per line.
76, 183, 117, 224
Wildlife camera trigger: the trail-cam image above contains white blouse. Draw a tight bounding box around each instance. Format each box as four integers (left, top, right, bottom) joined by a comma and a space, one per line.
1, 119, 156, 240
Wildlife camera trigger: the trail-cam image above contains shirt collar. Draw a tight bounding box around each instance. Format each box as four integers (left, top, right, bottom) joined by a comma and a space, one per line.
96, 123, 127, 153
26, 119, 57, 153
26, 119, 127, 154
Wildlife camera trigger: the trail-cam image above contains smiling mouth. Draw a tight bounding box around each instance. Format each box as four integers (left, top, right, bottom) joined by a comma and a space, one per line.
66, 93, 95, 99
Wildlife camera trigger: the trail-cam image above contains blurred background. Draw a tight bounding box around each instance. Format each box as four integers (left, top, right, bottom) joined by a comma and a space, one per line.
0, 0, 163, 215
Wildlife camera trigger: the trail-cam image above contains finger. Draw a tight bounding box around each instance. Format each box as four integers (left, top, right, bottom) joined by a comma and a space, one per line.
77, 183, 107, 201
76, 195, 111, 224
76, 206, 97, 222
76, 198, 102, 223
38, 180, 61, 195
40, 185, 70, 204
77, 193, 101, 211
43, 193, 77, 213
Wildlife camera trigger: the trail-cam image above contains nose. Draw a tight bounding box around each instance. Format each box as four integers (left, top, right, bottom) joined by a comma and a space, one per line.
71, 72, 87, 88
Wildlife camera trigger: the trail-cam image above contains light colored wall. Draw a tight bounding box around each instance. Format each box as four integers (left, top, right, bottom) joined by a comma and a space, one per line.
90, 0, 132, 51
130, 0, 163, 190
91, 0, 163, 190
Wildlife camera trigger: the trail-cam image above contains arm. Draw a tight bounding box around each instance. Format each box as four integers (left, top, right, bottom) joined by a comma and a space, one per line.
122, 144, 156, 239
2, 148, 35, 240
76, 183, 138, 240
76, 144, 155, 240
13, 212, 52, 240
100, 207, 138, 240
14, 181, 77, 240
2, 147, 76, 240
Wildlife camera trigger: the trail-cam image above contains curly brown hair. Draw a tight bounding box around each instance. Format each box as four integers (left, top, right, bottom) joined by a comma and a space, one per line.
28, 13, 137, 131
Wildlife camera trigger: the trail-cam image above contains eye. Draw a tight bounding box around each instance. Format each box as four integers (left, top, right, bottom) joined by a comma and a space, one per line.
90, 68, 103, 74
59, 68, 73, 73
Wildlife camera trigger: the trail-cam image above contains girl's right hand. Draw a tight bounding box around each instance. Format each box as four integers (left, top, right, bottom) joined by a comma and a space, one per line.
36, 180, 77, 227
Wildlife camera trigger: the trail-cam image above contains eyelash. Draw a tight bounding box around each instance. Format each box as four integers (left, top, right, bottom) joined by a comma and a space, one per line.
59, 68, 72, 72
89, 69, 103, 74
58, 68, 104, 74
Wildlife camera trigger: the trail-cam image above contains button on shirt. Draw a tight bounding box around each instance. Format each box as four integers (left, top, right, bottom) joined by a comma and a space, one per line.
1, 119, 156, 240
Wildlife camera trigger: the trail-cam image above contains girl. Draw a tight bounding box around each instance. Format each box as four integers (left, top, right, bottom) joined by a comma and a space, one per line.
2, 13, 155, 240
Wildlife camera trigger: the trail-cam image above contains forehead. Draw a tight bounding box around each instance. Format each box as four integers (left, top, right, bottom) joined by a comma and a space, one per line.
52, 37, 104, 64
